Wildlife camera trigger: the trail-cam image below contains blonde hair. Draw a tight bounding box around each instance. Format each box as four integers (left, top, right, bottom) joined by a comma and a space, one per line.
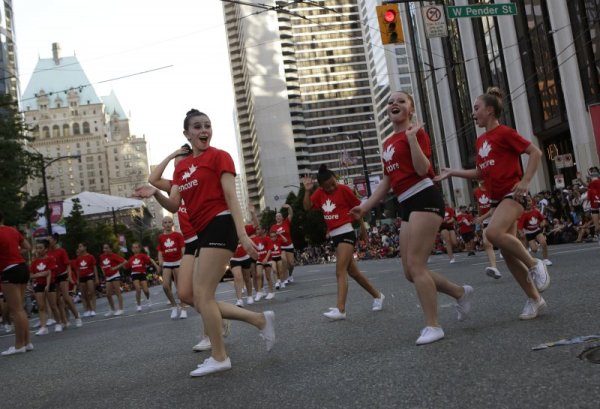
479, 87, 504, 118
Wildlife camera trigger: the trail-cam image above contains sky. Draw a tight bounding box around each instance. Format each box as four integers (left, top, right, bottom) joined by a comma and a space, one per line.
14, 0, 240, 174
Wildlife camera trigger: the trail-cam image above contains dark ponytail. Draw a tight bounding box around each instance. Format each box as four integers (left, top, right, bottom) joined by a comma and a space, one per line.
183, 109, 208, 130
317, 164, 336, 185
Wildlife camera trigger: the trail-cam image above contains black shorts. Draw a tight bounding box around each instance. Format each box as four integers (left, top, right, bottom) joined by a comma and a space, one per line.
461, 231, 475, 243
492, 192, 527, 209
525, 230, 542, 242
272, 256, 282, 262
184, 238, 198, 256
131, 273, 147, 281
257, 261, 272, 268
1, 263, 29, 284
439, 225, 455, 232
195, 215, 238, 254
55, 272, 69, 283
106, 274, 121, 282
79, 276, 95, 284
591, 209, 599, 215
332, 231, 356, 248
399, 185, 445, 221
230, 258, 252, 269
282, 247, 294, 254
34, 283, 56, 293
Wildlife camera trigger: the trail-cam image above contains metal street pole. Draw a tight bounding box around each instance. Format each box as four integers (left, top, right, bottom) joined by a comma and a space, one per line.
354, 131, 376, 224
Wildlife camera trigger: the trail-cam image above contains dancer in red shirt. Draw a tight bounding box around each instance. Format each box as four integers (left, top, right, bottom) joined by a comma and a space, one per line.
99, 243, 127, 316
437, 87, 549, 320
0, 211, 32, 355
48, 234, 82, 327
74, 242, 99, 317
157, 216, 187, 319
135, 109, 275, 377
30, 239, 62, 335
351, 91, 472, 345
518, 197, 552, 266
253, 225, 275, 301
473, 182, 502, 279
270, 204, 295, 284
305, 166, 384, 320
440, 204, 459, 263
456, 206, 476, 256
127, 242, 159, 312
270, 230, 285, 290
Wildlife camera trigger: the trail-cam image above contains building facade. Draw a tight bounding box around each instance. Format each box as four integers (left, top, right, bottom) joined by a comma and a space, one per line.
21, 44, 162, 226
0, 0, 18, 101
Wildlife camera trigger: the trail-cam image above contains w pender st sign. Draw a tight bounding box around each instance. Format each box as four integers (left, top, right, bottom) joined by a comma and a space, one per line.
447, 3, 517, 18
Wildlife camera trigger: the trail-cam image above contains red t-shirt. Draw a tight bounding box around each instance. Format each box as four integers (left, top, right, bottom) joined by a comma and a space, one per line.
441, 207, 456, 230
474, 187, 492, 217
127, 253, 152, 275
177, 200, 196, 241
270, 236, 283, 258
270, 219, 292, 247
99, 253, 126, 279
382, 129, 435, 197
518, 209, 545, 233
253, 235, 273, 263
456, 212, 474, 234
48, 247, 70, 276
476, 125, 531, 201
30, 256, 57, 286
587, 179, 600, 209
232, 225, 256, 259
172, 147, 235, 233
75, 254, 96, 278
157, 232, 185, 263
310, 184, 360, 233
0, 226, 26, 272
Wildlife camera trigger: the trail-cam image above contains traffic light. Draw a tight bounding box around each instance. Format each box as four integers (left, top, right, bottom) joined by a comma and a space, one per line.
376, 4, 404, 45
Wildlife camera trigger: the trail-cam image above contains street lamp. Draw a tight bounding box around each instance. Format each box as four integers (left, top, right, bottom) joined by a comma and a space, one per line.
38, 154, 81, 237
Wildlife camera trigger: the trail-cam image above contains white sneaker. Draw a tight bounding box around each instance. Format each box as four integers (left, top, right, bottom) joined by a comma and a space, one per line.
260, 311, 276, 352
4, 324, 13, 333
114, 310, 124, 316
192, 337, 212, 352
280, 281, 286, 289
146, 298, 152, 307
265, 292, 275, 300
179, 309, 188, 319
75, 318, 83, 327
416, 326, 445, 345
254, 292, 264, 302
136, 305, 142, 312
246, 296, 254, 305
190, 357, 232, 377
485, 266, 502, 279
170, 307, 178, 320
543, 259, 553, 266
82, 311, 90, 318
456, 285, 473, 321
89, 311, 96, 317
528, 259, 550, 292
1, 346, 26, 356
25, 343, 34, 351
275, 280, 281, 290
323, 308, 346, 320
372, 293, 385, 311
287, 276, 294, 283
55, 324, 63, 333
519, 297, 547, 320
235, 299, 244, 307
47, 319, 56, 326
104, 310, 115, 317
35, 327, 48, 336
449, 258, 456, 264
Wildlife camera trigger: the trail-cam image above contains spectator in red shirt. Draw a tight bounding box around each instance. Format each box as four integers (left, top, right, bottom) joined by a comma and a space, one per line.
436, 87, 549, 320
0, 211, 32, 355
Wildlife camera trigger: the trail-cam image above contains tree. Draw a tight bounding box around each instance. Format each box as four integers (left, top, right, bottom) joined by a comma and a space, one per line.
62, 198, 92, 258
0, 94, 45, 226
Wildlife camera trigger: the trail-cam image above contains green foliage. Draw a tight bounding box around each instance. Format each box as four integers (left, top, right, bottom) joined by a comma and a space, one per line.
62, 198, 92, 258
0, 94, 45, 226
287, 184, 326, 249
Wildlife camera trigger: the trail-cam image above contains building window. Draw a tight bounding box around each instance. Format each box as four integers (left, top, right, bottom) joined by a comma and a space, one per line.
73, 123, 81, 135
43, 126, 50, 138
52, 125, 60, 138
83, 122, 90, 134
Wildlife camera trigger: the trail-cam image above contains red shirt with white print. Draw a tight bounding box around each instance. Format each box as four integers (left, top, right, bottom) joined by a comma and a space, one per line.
456, 212, 474, 234
518, 209, 545, 233
587, 179, 600, 210
99, 253, 126, 279
157, 231, 185, 263
30, 256, 57, 286
48, 247, 70, 276
177, 200, 196, 241
232, 224, 256, 259
310, 184, 360, 232
172, 147, 235, 233
270, 236, 283, 258
440, 207, 455, 230
0, 226, 25, 272
270, 218, 292, 247
476, 125, 531, 201
474, 187, 492, 217
253, 235, 273, 263
75, 254, 96, 278
127, 253, 152, 275
382, 129, 435, 197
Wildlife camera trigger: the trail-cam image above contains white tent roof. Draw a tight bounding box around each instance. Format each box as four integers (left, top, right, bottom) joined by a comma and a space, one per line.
62, 191, 144, 216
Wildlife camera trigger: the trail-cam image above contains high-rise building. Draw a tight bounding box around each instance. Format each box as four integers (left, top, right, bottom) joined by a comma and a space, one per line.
223, 0, 382, 210
21, 43, 162, 226
0, 0, 19, 101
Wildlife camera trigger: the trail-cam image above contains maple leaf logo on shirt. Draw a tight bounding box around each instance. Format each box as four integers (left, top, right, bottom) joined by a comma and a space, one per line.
182, 164, 198, 181
382, 145, 395, 162
37, 262, 47, 271
529, 217, 538, 225
322, 199, 336, 213
103, 259, 111, 266
445, 211, 449, 218
274, 245, 279, 251
133, 258, 141, 265
478, 141, 492, 159
479, 194, 490, 205
257, 243, 264, 251
164, 238, 175, 248
80, 260, 88, 268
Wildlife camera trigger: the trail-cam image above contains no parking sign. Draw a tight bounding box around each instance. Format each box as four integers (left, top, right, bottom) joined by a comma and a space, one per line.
422, 5, 448, 38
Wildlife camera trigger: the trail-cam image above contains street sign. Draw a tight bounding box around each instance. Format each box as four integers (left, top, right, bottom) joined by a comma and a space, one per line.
422, 5, 448, 38
447, 3, 517, 19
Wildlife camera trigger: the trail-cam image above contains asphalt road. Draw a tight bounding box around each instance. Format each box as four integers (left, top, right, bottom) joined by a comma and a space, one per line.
1, 242, 599, 409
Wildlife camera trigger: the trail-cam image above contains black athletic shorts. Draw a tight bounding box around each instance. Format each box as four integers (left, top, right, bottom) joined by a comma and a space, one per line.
399, 185, 445, 221
184, 238, 198, 256
79, 276, 95, 284
272, 256, 282, 262
1, 263, 29, 284
34, 283, 56, 293
195, 215, 238, 254
55, 272, 69, 283
106, 274, 121, 282
230, 258, 252, 269
332, 231, 356, 248
525, 230, 542, 242
461, 231, 475, 243
131, 273, 147, 281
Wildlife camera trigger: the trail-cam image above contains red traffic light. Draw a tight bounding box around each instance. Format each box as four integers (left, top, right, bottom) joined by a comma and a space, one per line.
384, 9, 396, 23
